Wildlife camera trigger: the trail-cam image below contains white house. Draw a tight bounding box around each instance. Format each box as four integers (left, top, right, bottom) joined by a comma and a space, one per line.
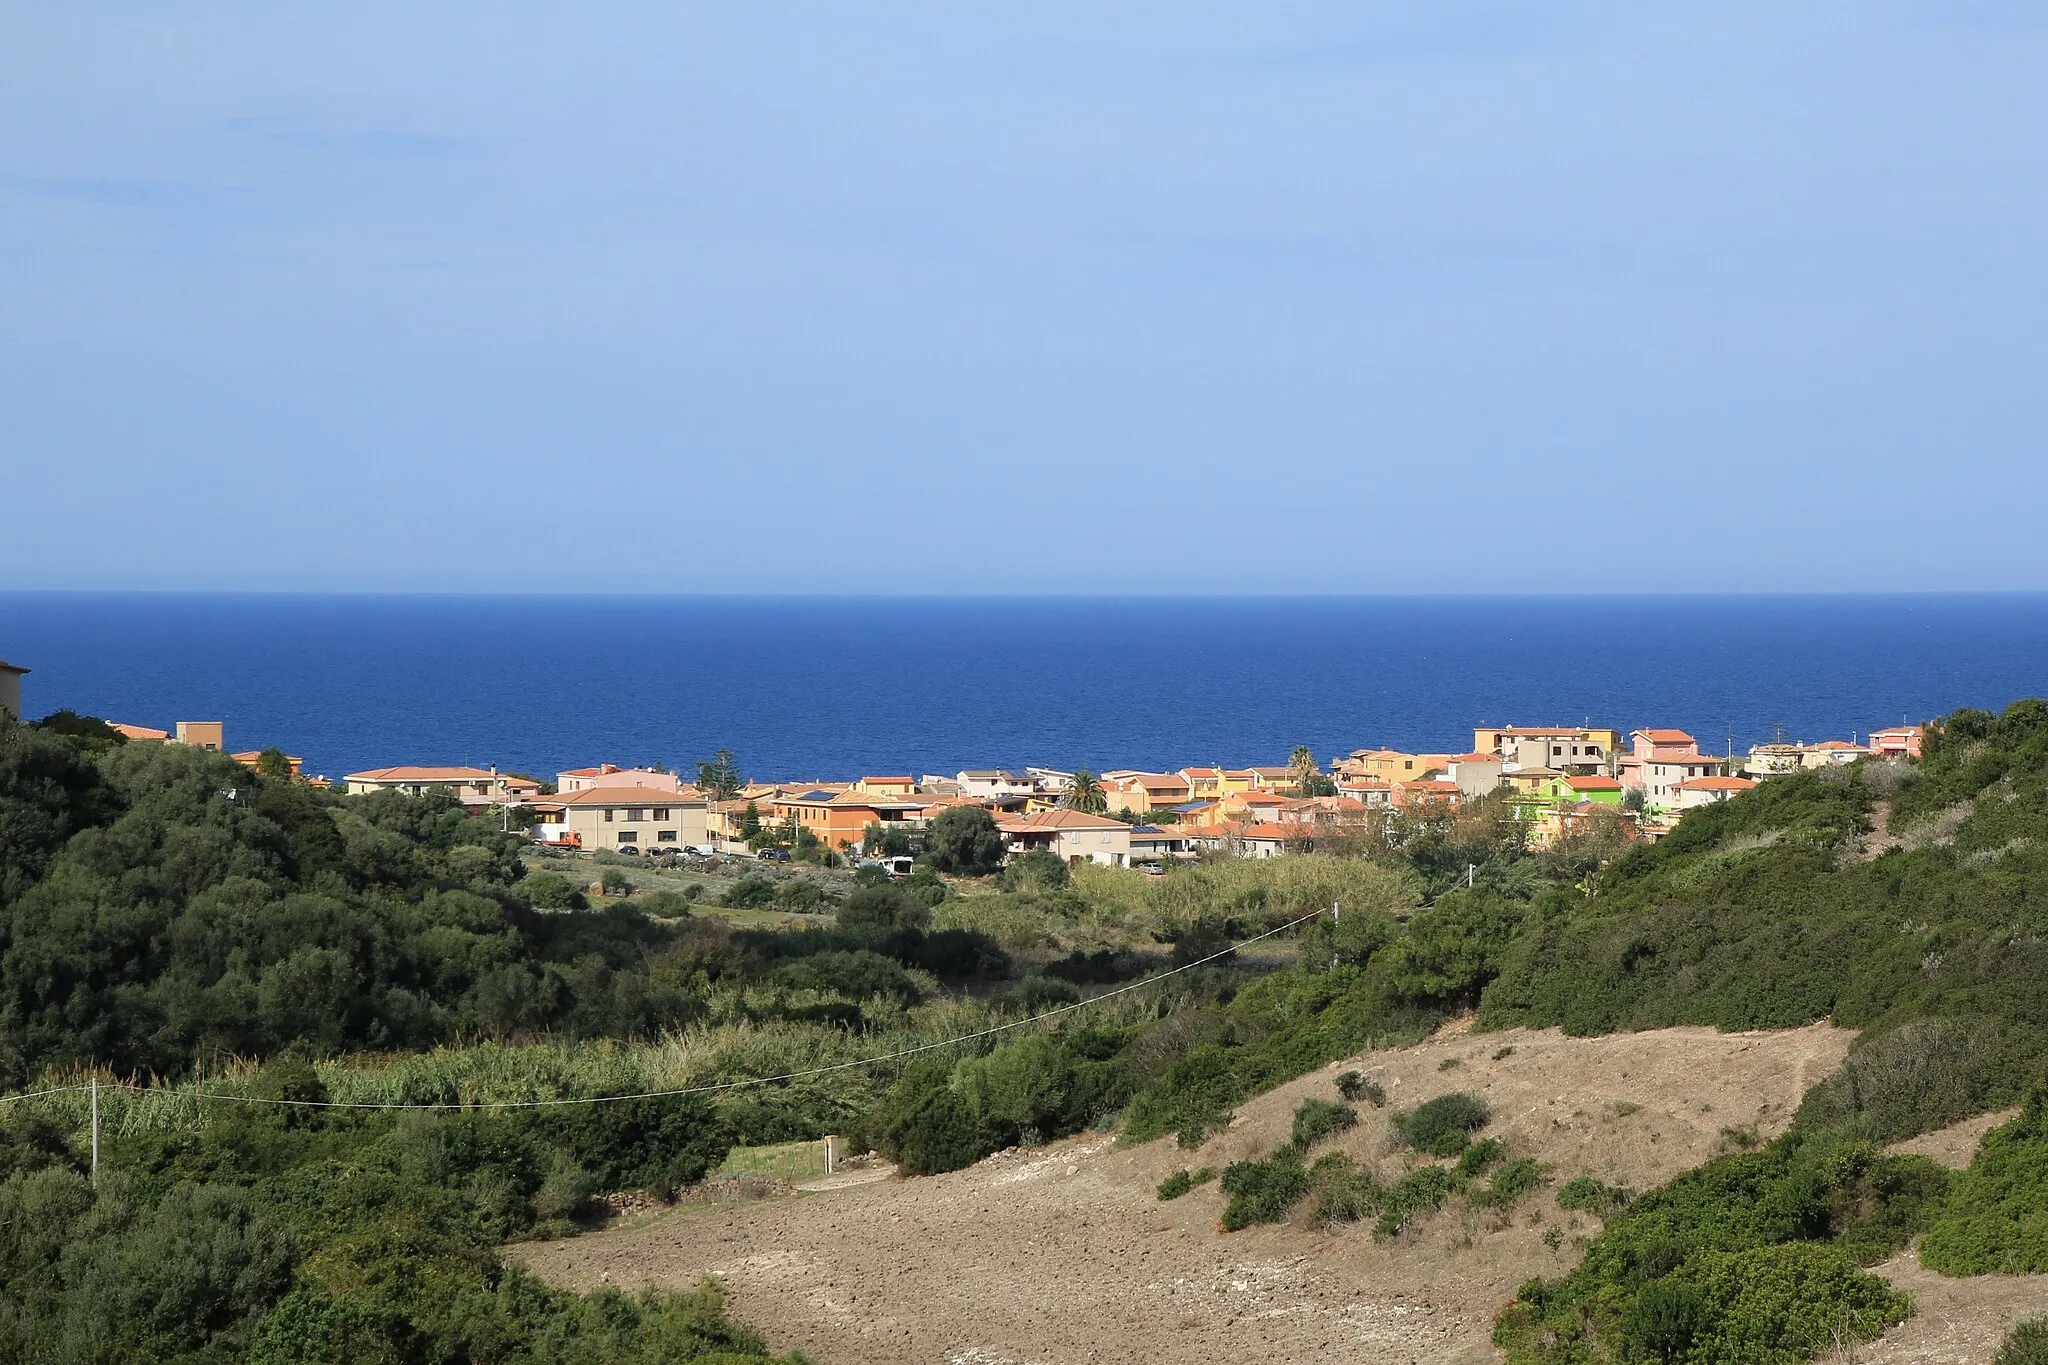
0, 659, 25, 721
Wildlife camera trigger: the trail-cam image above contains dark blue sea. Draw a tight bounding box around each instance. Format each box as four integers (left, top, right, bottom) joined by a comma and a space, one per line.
2, 594, 2044, 783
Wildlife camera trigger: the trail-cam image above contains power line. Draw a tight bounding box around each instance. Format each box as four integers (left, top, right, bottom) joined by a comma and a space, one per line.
13, 906, 1331, 1115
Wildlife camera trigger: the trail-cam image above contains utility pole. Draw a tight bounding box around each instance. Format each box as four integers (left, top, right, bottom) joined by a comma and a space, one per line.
90, 1077, 99, 1189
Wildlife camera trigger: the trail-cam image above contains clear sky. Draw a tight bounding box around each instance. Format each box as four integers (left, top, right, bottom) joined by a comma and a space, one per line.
3, 4, 2044, 594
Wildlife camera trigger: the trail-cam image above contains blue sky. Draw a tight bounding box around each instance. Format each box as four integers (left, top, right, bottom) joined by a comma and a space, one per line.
3, 4, 2044, 593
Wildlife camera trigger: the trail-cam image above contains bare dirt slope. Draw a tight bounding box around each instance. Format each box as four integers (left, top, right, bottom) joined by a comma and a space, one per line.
516, 1021, 1847, 1365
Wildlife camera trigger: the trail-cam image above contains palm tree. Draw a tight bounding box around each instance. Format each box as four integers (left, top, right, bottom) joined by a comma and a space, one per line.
1063, 769, 1108, 814
1289, 745, 1320, 792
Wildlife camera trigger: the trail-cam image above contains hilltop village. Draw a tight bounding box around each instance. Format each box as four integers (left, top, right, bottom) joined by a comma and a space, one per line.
83, 679, 1925, 870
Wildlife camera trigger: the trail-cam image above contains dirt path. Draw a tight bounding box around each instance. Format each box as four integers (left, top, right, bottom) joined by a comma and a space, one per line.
516, 1021, 1849, 1365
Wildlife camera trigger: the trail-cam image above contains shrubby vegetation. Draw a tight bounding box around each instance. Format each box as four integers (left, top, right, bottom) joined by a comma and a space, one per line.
16, 699, 2048, 1362
1918, 1090, 2048, 1275
1999, 1317, 2048, 1365
0, 1060, 793, 1362
1495, 1131, 1948, 1363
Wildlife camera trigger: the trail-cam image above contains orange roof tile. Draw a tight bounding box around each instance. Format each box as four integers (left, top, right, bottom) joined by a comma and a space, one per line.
346, 766, 502, 783
552, 785, 705, 807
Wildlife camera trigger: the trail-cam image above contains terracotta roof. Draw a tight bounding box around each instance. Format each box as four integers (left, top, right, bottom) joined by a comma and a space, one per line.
1808, 740, 1868, 751
232, 750, 303, 765
1635, 728, 1697, 743
1399, 779, 1459, 792
1130, 774, 1190, 790
553, 785, 706, 807
1678, 776, 1756, 791
996, 808, 1129, 833
1449, 752, 1499, 764
1566, 775, 1624, 791
860, 776, 914, 784
1233, 823, 1303, 841
109, 722, 169, 740
1869, 726, 1921, 737
1179, 767, 1222, 778
346, 766, 503, 783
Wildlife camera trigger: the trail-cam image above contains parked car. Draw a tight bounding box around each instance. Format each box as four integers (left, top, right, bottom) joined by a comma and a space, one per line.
616, 845, 641, 857
684, 845, 717, 857
757, 847, 790, 862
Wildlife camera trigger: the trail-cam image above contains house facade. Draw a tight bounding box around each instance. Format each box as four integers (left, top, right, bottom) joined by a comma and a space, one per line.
996, 808, 1132, 867
552, 786, 710, 851
957, 770, 1033, 797
1867, 726, 1923, 759
1673, 775, 1758, 810
0, 659, 25, 720
345, 766, 522, 804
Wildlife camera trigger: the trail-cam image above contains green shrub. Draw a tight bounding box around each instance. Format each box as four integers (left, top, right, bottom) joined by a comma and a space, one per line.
1391, 1092, 1490, 1152
874, 1064, 993, 1176
633, 888, 696, 917
1335, 1071, 1385, 1106
1156, 1166, 1216, 1201
522, 871, 585, 910
1796, 1017, 2001, 1141
1556, 1176, 1631, 1215
718, 874, 777, 908
1472, 1156, 1542, 1208
600, 868, 633, 896
1428, 1129, 1472, 1158
1122, 1047, 1241, 1148
1307, 1152, 1379, 1225
1996, 1317, 2048, 1365
1457, 1137, 1505, 1177
1000, 848, 1070, 893
1375, 1166, 1454, 1237
838, 884, 931, 931
1219, 1151, 1311, 1230
1290, 1098, 1357, 1151
774, 881, 831, 913
1920, 1092, 2048, 1275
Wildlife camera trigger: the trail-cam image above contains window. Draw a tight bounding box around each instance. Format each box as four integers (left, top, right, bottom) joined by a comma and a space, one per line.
628, 808, 645, 821
654, 808, 670, 820
617, 830, 639, 843
657, 831, 677, 842
604, 809, 614, 822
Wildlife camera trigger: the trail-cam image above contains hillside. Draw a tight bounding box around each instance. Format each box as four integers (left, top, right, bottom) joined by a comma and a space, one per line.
517, 1021, 1848, 1365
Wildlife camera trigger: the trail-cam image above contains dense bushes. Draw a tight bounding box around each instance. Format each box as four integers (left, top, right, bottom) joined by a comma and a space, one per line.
1919, 1091, 2048, 1275
1289, 1098, 1356, 1151
0, 722, 725, 1084
1390, 1092, 1490, 1154
1219, 1150, 1311, 1230
0, 1061, 789, 1364
1495, 1132, 1947, 1364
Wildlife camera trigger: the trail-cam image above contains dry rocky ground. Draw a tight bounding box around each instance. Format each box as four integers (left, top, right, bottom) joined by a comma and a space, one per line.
517, 1020, 1864, 1364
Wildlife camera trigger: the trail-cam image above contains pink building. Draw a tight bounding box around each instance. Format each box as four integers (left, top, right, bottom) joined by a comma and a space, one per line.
1867, 726, 1923, 759
556, 764, 686, 795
